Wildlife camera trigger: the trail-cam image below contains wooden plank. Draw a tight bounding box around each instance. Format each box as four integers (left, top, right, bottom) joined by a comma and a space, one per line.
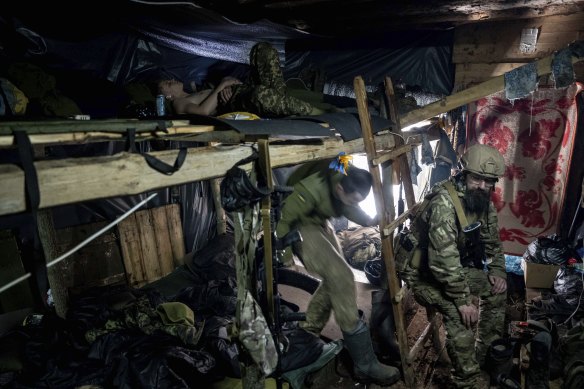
118, 214, 146, 286
0, 125, 214, 147
372, 144, 414, 166
0, 133, 397, 217
401, 52, 584, 128
0, 230, 34, 312
165, 204, 186, 267
135, 210, 162, 283
0, 119, 190, 134
454, 63, 525, 89
453, 14, 584, 63
151, 206, 175, 277
54, 221, 125, 293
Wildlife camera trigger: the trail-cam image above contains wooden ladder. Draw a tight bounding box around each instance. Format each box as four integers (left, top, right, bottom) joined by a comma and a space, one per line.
354, 75, 442, 388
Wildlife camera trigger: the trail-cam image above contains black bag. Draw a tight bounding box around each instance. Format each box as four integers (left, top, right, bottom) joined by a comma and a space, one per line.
523, 234, 575, 265
220, 151, 270, 212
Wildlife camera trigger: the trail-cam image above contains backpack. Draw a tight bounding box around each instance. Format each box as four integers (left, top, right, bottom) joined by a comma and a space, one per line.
0, 78, 28, 116
393, 181, 471, 274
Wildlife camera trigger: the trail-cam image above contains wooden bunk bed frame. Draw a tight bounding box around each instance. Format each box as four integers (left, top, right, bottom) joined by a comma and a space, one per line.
0, 43, 582, 388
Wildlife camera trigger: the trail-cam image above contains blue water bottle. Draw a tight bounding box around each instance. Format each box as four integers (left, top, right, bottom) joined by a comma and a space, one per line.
156, 95, 166, 117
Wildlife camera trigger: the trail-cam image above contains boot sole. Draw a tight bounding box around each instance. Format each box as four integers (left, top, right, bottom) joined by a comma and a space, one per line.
354, 372, 401, 386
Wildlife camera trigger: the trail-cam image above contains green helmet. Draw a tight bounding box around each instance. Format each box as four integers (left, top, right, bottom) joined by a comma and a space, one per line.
460, 144, 505, 179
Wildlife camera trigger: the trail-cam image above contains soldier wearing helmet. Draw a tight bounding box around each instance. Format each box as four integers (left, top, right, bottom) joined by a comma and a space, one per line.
399, 143, 507, 388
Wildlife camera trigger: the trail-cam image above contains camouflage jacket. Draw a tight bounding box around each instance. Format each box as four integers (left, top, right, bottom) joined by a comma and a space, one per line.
275, 161, 374, 240
408, 175, 506, 307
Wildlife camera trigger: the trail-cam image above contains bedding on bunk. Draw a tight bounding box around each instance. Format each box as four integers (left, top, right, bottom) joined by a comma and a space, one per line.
466, 82, 583, 256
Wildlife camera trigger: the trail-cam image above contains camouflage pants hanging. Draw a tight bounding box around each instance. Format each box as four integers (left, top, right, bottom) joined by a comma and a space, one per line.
228, 42, 314, 117
298, 222, 359, 334
408, 268, 506, 388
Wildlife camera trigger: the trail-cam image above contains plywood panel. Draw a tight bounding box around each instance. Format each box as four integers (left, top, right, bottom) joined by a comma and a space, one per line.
118, 214, 146, 286
54, 221, 125, 294
454, 63, 526, 88
118, 204, 185, 287
151, 206, 175, 276
453, 13, 584, 63
135, 211, 162, 282
0, 230, 34, 313
165, 204, 186, 266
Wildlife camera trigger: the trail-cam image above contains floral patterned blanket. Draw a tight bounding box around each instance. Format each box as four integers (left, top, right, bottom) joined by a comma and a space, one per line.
467, 83, 583, 255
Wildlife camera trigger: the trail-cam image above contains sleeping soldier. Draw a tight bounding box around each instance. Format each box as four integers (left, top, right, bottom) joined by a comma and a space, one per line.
225, 42, 328, 118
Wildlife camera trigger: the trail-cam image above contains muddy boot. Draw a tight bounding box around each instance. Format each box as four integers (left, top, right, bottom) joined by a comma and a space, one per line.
526, 331, 551, 389
370, 289, 401, 364
342, 320, 401, 385
485, 338, 515, 383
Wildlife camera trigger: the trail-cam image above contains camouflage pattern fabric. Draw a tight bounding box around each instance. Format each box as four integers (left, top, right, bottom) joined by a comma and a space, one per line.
238, 290, 278, 376
409, 269, 506, 387
227, 42, 314, 117
275, 165, 375, 334
400, 175, 507, 388
85, 296, 203, 346
298, 223, 359, 333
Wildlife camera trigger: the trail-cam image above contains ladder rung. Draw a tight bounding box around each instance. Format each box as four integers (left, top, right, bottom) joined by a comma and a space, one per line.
382, 202, 422, 237
407, 316, 440, 363
394, 285, 407, 303
371, 143, 417, 166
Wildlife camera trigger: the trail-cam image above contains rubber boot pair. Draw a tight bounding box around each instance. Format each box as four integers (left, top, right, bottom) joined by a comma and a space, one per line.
370, 289, 401, 364
342, 319, 401, 385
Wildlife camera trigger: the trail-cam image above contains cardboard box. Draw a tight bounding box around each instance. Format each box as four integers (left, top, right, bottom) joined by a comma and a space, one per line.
522, 258, 560, 289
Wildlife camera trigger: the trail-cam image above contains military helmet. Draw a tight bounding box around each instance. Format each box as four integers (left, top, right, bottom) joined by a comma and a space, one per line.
460, 144, 505, 179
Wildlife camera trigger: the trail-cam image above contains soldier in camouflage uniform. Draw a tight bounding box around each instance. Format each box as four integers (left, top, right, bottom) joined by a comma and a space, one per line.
276, 158, 400, 386
225, 42, 324, 118
401, 144, 507, 388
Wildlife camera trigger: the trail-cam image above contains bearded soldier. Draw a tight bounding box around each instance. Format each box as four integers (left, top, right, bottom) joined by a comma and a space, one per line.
400, 143, 507, 388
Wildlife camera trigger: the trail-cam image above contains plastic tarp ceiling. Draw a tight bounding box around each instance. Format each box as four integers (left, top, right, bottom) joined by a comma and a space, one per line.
2, 2, 454, 94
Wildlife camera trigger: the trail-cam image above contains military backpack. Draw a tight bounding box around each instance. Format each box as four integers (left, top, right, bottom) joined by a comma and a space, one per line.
393, 181, 474, 274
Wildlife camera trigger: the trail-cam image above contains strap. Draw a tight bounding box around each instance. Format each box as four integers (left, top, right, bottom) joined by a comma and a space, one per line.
13, 130, 49, 309
126, 128, 187, 175
233, 147, 260, 168
444, 181, 468, 229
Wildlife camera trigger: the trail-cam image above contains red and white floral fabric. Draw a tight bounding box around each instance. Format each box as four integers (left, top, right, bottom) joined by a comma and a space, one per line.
467, 83, 583, 255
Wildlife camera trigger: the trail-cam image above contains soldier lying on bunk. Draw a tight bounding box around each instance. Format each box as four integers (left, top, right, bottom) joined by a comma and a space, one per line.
158, 42, 341, 119
157, 76, 242, 116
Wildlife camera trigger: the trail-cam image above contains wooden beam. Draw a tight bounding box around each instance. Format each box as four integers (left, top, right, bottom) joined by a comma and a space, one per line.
0, 125, 214, 147
400, 51, 584, 128
0, 134, 396, 217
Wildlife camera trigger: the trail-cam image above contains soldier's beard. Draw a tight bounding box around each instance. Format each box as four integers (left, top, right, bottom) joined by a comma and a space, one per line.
464, 188, 491, 214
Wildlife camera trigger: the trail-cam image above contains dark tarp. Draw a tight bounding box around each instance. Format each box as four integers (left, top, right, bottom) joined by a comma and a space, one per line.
1, 2, 454, 94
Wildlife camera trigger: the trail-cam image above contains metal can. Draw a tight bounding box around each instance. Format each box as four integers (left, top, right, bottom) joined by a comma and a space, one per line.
156, 94, 166, 117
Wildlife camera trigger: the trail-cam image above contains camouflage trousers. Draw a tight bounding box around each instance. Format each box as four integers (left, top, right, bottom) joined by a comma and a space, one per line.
297, 222, 360, 334
227, 42, 314, 117
408, 268, 506, 388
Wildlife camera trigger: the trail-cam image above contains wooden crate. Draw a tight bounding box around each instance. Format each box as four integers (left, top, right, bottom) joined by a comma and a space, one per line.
118, 204, 185, 287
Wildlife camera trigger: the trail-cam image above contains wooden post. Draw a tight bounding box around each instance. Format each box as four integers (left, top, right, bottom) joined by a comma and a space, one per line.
383, 76, 444, 368
354, 75, 415, 388
208, 143, 228, 235
258, 139, 275, 325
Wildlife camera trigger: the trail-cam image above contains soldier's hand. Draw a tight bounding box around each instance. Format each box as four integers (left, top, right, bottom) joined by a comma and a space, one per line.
488, 275, 507, 295
457, 304, 478, 329
219, 87, 233, 103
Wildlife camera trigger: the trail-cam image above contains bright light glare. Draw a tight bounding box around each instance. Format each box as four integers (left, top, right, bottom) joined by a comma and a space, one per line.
352, 155, 380, 218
